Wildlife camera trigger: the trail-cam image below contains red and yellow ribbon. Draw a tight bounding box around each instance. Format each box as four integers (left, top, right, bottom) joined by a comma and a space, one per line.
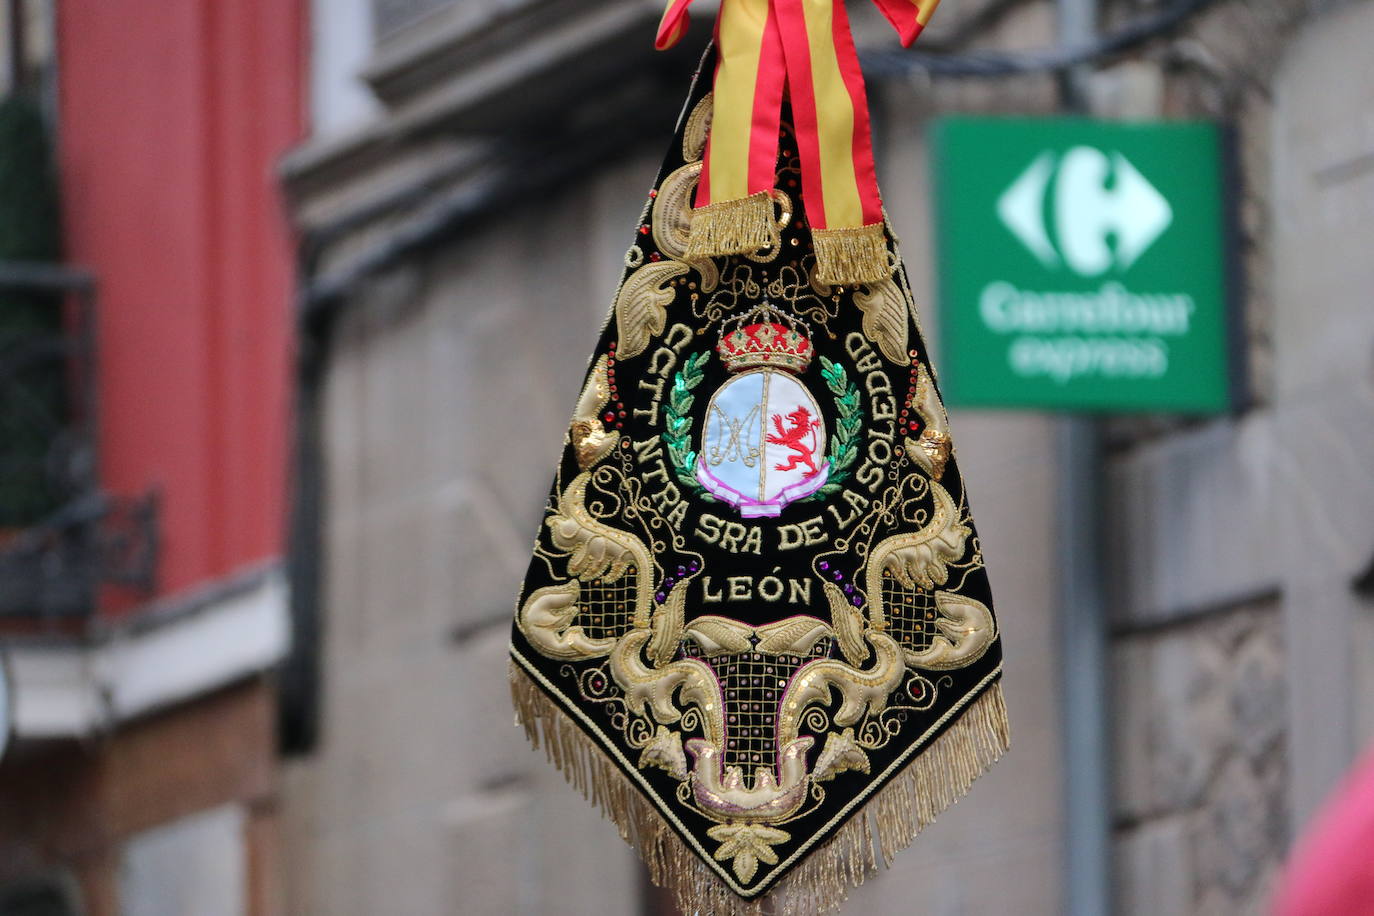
655, 0, 939, 286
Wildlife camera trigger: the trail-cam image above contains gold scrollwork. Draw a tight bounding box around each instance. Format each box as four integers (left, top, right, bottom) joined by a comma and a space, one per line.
546, 472, 654, 627
811, 728, 871, 782
776, 631, 907, 745
853, 278, 909, 365
569, 355, 616, 470
615, 260, 690, 359
906, 363, 953, 480
652, 163, 698, 259
864, 480, 970, 611
652, 162, 721, 292
516, 581, 617, 660
609, 629, 725, 747
683, 91, 713, 163
903, 591, 996, 671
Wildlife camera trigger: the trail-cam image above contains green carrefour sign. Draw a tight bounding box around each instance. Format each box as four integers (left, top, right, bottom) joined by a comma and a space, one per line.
931, 117, 1233, 412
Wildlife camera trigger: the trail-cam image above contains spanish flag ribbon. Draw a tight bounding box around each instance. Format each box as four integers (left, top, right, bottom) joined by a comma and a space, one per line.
655, 0, 939, 285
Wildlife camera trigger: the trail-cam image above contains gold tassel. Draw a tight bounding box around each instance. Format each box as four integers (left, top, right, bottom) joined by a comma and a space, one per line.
812, 223, 892, 287
685, 191, 779, 260
510, 659, 1009, 916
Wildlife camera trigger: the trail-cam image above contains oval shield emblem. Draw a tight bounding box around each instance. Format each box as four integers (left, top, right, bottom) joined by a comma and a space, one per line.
696, 369, 829, 517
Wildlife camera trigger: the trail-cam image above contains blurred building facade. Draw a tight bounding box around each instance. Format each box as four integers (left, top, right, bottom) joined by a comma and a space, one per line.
282, 1, 1374, 915
0, 0, 304, 913
0, 1, 1369, 915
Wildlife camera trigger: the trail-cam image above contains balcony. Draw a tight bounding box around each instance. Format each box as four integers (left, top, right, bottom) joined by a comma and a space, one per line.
0, 261, 157, 622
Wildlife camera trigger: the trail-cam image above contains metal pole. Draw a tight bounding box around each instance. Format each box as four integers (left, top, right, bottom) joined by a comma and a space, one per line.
1057, 0, 1097, 107
1057, 418, 1112, 916
1055, 2, 1112, 915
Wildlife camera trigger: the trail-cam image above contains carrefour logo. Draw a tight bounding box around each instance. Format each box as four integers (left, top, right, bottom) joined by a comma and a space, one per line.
996, 147, 1174, 277
934, 118, 1229, 409
984, 145, 1192, 384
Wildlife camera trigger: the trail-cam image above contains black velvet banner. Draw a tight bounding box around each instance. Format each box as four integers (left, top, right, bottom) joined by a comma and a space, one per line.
509, 48, 1006, 914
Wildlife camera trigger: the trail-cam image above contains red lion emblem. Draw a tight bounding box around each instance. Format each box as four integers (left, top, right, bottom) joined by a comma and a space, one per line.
767, 406, 821, 476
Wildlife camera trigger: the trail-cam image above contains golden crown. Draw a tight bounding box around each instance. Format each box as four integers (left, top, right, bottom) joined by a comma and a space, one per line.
717, 302, 813, 374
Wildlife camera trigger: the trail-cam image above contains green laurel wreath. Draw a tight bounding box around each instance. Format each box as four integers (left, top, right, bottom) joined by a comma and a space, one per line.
662, 350, 714, 498
662, 350, 860, 504
807, 356, 862, 501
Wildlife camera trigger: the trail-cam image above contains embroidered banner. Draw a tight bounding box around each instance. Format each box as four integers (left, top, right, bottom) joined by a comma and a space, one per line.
509, 39, 1006, 916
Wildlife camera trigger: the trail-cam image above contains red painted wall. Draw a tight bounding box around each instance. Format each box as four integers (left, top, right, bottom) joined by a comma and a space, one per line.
56, 0, 305, 611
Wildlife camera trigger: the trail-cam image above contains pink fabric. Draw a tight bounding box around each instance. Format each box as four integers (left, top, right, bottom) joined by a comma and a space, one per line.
1272, 745, 1374, 915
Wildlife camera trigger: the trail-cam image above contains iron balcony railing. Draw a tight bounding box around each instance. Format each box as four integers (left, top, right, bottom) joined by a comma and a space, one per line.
0, 261, 156, 620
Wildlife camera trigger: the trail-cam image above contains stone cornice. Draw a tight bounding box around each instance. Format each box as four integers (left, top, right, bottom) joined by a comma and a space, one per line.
283, 0, 703, 305
282, 1, 686, 211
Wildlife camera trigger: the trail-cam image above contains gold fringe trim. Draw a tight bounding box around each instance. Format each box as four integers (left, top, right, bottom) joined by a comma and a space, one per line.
812, 223, 892, 287
510, 659, 1009, 916
685, 191, 780, 260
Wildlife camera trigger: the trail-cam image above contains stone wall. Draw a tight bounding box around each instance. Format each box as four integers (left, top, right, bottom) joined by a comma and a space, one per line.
1114, 600, 1287, 915
1104, 1, 1374, 913
281, 153, 661, 915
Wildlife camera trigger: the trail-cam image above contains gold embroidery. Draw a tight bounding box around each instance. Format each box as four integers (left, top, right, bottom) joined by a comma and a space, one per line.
688, 737, 814, 823
615, 260, 690, 359
651, 162, 719, 287
864, 480, 970, 604
776, 632, 906, 745
812, 728, 871, 782
651, 161, 722, 293
510, 655, 1009, 913
808, 260, 835, 298
694, 513, 764, 554
853, 277, 909, 365
696, 260, 841, 340
652, 163, 697, 254
515, 91, 1005, 908
908, 363, 953, 480
684, 616, 755, 656
546, 472, 654, 628
902, 591, 996, 671
778, 517, 828, 549
640, 725, 690, 780
754, 617, 832, 656
648, 582, 687, 667
609, 628, 726, 747
516, 581, 617, 660
683, 91, 713, 163
825, 582, 871, 666
570, 355, 616, 470
707, 823, 791, 884
684, 615, 833, 658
